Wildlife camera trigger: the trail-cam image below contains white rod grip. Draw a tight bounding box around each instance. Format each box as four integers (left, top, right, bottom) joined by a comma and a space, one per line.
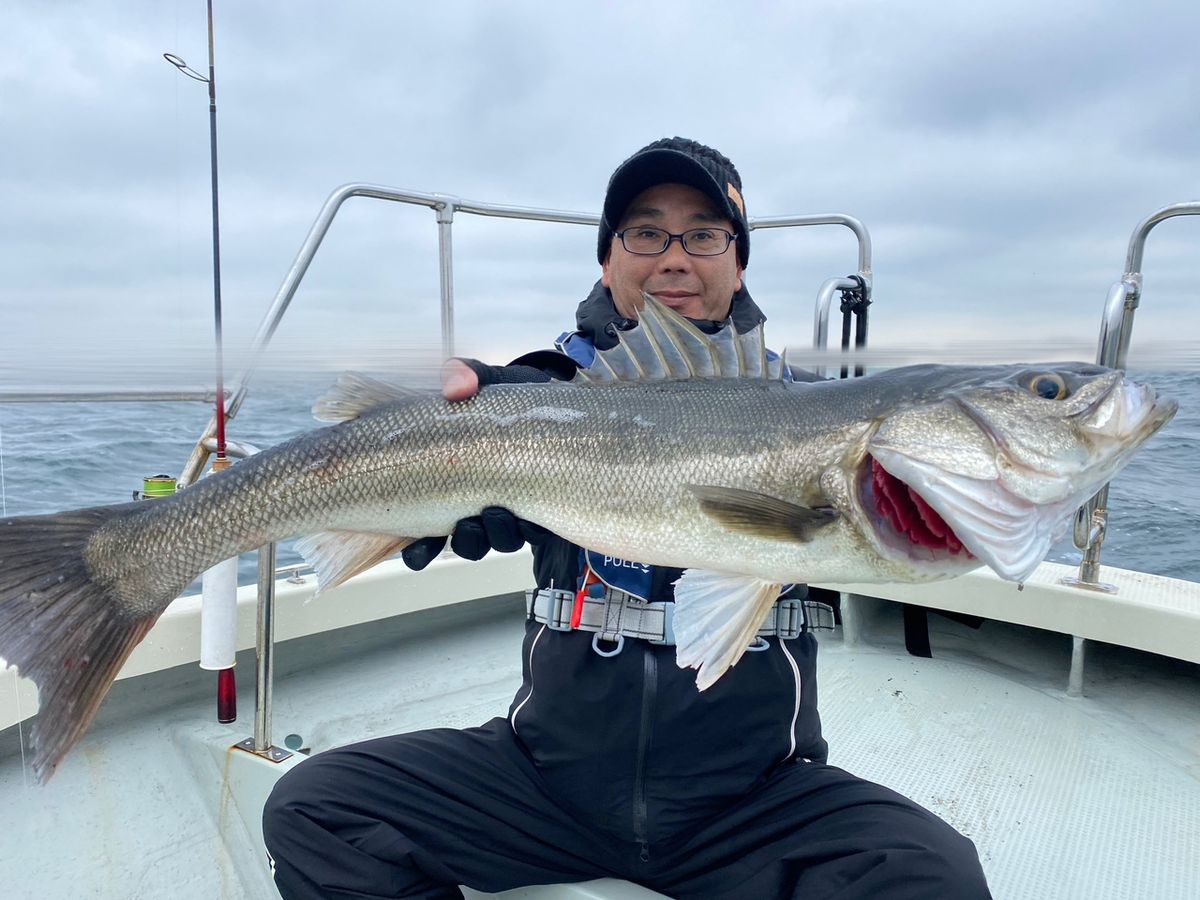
200, 557, 239, 670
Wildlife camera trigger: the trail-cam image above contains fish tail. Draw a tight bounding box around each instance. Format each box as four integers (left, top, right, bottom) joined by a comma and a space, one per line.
0, 505, 160, 781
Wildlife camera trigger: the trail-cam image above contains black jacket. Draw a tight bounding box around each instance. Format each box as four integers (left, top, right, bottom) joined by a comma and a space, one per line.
504, 280, 828, 848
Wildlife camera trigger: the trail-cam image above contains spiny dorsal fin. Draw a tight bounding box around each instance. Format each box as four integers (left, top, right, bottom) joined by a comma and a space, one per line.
634, 294, 720, 377
615, 318, 670, 379
736, 322, 768, 378
313, 372, 422, 423
688, 485, 839, 542
573, 293, 778, 385
770, 349, 786, 381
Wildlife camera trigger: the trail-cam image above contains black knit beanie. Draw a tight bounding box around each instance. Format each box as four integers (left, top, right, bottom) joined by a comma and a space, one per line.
597, 137, 749, 268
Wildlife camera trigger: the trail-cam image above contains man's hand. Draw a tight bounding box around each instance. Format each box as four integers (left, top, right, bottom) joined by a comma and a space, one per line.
402, 507, 551, 571
440, 359, 480, 402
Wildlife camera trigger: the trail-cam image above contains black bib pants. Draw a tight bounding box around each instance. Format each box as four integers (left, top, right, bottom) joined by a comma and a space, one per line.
263, 620, 990, 899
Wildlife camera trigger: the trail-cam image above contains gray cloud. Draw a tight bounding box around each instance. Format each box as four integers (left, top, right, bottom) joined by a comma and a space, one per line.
2, 0, 1197, 390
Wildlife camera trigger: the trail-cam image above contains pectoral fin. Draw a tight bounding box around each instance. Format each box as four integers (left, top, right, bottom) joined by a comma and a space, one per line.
672, 569, 784, 690
294, 530, 415, 595
689, 485, 838, 542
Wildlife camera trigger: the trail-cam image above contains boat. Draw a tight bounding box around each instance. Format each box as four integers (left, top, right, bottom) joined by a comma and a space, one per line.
1, 186, 1198, 900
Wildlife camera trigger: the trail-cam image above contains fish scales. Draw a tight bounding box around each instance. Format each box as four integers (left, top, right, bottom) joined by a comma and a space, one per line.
90, 377, 860, 600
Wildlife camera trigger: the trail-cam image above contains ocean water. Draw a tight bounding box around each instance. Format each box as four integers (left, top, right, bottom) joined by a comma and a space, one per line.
0, 368, 1197, 585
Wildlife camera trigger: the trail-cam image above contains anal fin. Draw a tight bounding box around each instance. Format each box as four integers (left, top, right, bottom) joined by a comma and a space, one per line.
294, 530, 415, 594
672, 569, 784, 690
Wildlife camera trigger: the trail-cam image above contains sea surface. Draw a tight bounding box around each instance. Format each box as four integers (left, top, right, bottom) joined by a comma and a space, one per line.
0, 368, 1197, 586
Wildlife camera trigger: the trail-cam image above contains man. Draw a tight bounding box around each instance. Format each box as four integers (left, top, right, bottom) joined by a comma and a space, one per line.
263, 137, 991, 899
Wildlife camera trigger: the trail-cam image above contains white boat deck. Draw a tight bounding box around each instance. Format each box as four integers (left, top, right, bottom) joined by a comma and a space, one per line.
2, 555, 1198, 899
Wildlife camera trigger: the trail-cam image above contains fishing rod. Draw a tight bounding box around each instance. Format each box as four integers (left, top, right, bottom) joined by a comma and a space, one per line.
165, 0, 236, 727
164, 1, 226, 466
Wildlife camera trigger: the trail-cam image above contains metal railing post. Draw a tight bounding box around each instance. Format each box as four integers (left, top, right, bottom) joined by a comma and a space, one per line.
233, 541, 291, 762
1066, 200, 1200, 591
811, 277, 865, 378
254, 541, 278, 753
435, 199, 457, 359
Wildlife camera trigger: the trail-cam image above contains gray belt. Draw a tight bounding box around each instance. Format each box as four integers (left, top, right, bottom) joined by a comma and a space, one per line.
525, 586, 835, 646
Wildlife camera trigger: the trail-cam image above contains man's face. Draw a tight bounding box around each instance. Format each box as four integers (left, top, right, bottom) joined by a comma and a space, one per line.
601, 182, 744, 322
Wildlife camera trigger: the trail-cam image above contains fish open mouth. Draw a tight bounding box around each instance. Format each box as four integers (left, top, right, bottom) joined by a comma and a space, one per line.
865, 456, 973, 559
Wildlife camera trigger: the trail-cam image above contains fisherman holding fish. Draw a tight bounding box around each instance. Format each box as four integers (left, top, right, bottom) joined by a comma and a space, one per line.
0, 124, 1175, 892
261, 138, 994, 898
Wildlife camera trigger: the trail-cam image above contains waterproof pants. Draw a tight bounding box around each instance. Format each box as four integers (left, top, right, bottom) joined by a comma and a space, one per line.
262, 717, 991, 900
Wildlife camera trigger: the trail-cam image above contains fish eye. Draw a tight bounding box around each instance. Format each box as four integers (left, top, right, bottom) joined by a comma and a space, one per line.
1029, 373, 1068, 400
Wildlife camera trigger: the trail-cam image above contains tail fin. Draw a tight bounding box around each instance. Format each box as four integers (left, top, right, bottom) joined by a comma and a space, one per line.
0, 505, 161, 781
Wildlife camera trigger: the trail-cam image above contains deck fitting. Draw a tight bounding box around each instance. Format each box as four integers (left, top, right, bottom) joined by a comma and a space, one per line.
1059, 575, 1118, 594
233, 737, 293, 763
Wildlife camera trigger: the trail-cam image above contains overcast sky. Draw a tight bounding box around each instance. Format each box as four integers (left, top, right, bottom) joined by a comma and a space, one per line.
2, 0, 1197, 389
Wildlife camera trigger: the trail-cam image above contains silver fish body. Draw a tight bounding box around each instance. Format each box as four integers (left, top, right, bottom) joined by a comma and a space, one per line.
92, 364, 1168, 597
0, 298, 1178, 779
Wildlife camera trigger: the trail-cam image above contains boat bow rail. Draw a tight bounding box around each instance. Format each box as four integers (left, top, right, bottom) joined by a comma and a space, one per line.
176, 183, 874, 487
1069, 200, 1200, 590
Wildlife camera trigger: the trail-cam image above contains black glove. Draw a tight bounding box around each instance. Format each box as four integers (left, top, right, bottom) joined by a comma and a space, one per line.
458, 357, 556, 387
402, 507, 551, 571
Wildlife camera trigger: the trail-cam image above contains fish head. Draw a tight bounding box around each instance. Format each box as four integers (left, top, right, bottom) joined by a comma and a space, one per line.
854, 363, 1177, 582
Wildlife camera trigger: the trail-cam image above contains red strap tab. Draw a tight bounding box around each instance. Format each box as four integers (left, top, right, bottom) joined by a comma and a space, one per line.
570, 588, 586, 629
572, 566, 603, 630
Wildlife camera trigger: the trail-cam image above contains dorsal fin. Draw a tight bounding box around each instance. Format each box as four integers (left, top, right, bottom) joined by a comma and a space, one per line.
736, 322, 768, 378
573, 293, 779, 385
312, 372, 422, 423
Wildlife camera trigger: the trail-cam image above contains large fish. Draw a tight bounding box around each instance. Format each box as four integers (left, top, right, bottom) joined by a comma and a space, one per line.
0, 297, 1177, 779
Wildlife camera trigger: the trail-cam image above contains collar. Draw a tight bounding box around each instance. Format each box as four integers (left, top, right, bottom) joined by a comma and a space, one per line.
573, 279, 768, 351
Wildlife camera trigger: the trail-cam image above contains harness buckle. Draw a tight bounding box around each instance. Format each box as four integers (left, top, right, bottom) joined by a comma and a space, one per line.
526, 587, 577, 631
774, 598, 803, 640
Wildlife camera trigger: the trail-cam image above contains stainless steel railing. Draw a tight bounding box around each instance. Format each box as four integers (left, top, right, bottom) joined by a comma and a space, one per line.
1067, 200, 1200, 591
176, 184, 873, 487
0, 390, 219, 404
752, 213, 873, 379
176, 185, 601, 487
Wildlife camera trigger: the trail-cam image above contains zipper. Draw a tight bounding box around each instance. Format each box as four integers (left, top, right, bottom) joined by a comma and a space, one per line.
632, 642, 656, 863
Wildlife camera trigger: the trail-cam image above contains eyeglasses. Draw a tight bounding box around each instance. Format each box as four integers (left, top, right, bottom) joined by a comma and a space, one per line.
614, 226, 737, 257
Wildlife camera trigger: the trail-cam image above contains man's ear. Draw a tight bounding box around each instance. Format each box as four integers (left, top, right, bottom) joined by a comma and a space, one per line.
735, 266, 744, 293
600, 250, 612, 288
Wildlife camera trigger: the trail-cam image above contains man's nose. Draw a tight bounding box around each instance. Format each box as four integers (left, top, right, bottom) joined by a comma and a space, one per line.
657, 236, 692, 270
